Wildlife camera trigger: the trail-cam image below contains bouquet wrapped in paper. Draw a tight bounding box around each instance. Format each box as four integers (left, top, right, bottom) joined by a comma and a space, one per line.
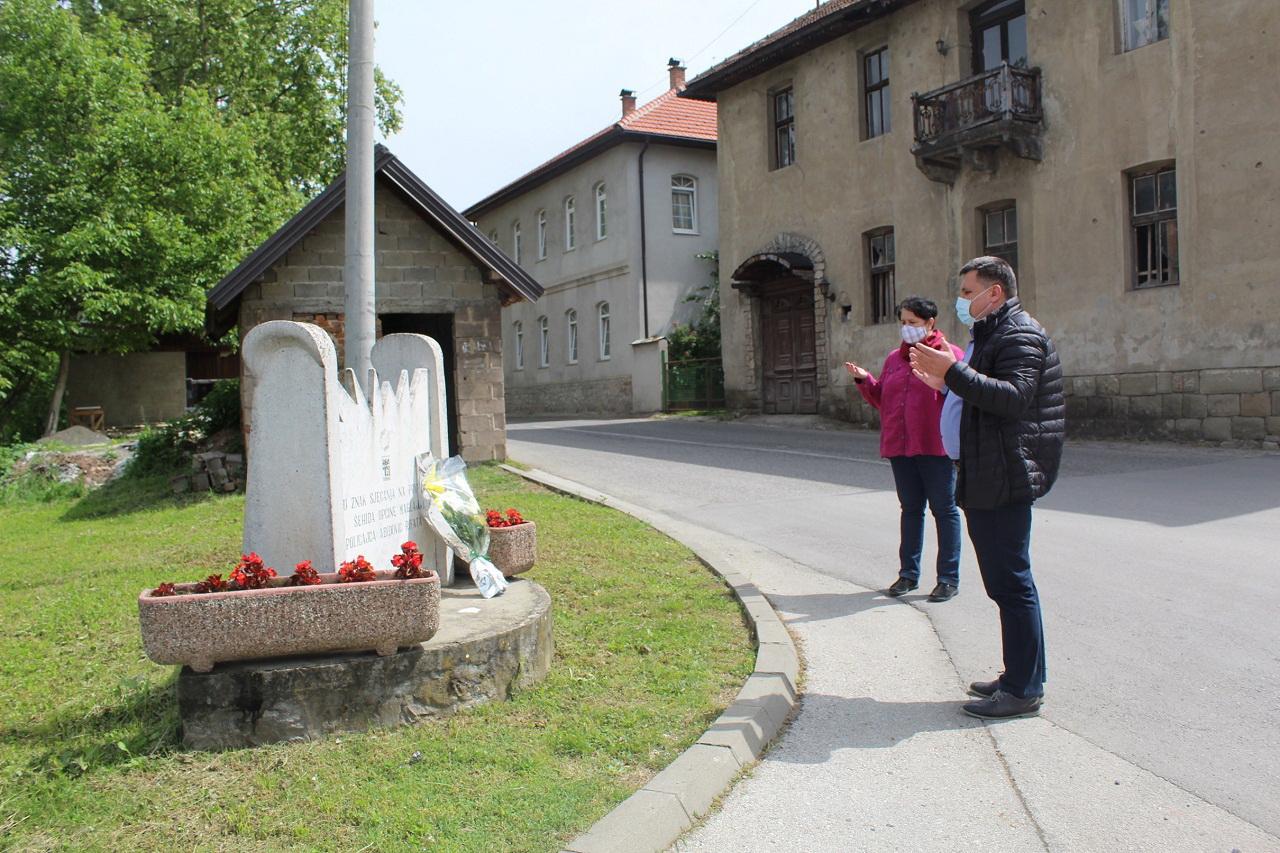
415, 453, 509, 598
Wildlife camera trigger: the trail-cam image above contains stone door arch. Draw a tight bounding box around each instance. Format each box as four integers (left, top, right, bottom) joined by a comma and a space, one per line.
732, 248, 822, 414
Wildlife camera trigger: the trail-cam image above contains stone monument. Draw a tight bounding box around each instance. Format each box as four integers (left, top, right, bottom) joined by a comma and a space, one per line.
241, 320, 455, 584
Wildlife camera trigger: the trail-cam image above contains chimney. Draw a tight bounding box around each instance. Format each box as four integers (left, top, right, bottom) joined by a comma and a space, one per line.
668, 58, 687, 91
620, 88, 637, 118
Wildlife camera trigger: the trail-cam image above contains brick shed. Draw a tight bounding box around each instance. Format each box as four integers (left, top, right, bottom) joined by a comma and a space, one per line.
207, 145, 543, 461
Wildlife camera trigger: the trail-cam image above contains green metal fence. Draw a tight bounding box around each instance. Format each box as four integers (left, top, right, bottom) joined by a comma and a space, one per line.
662, 356, 725, 411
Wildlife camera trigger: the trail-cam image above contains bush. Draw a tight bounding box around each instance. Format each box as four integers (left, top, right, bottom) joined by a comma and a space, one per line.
126, 379, 241, 478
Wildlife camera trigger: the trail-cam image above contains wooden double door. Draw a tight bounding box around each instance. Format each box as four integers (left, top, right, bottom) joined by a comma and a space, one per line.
760, 279, 818, 414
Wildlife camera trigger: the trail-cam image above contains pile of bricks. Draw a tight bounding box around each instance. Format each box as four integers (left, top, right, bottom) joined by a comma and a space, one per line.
170, 452, 245, 494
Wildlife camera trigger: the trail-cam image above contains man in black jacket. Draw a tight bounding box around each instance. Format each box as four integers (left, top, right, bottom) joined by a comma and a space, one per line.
910, 256, 1065, 719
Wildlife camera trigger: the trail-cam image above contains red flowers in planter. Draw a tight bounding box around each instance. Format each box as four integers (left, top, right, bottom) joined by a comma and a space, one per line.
337, 555, 377, 583
289, 560, 323, 586
391, 541, 427, 579
150, 582, 177, 597
485, 508, 525, 528
195, 574, 230, 593
230, 552, 277, 590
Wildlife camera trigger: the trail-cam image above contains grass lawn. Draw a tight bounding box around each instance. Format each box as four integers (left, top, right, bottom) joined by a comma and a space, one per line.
0, 465, 753, 852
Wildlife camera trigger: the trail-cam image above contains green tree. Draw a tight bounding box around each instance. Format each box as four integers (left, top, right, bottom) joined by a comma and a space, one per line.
666, 251, 722, 362
0, 0, 402, 438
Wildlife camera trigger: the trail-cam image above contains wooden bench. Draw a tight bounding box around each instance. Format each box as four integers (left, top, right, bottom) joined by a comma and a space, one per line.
69, 406, 105, 431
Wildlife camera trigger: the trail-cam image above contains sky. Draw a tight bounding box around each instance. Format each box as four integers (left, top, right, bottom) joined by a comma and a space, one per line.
374, 0, 821, 212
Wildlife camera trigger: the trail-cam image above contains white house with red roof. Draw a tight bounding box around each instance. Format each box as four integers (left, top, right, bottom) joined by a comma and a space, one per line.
465, 60, 718, 417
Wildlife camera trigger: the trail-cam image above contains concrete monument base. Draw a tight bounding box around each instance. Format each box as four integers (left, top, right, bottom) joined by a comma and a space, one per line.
176, 579, 552, 750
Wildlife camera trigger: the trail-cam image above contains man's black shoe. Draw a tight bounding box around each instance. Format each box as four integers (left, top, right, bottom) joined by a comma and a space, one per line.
967, 677, 1000, 699
928, 583, 958, 602
962, 690, 1042, 720
886, 578, 918, 597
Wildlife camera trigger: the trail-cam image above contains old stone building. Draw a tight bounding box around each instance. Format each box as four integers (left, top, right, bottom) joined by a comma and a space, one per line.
466, 61, 719, 417
207, 146, 543, 461
681, 0, 1280, 444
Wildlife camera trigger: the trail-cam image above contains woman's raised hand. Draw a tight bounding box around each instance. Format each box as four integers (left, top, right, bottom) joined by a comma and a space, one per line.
844, 362, 869, 382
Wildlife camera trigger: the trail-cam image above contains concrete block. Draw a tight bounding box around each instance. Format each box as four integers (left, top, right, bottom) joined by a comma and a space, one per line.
642, 744, 740, 821
1174, 419, 1202, 439
1156, 372, 1173, 394
754, 643, 800, 691
306, 266, 341, 282
1206, 394, 1241, 417
1268, 416, 1280, 436
1172, 371, 1199, 393
1086, 397, 1111, 417
1065, 397, 1088, 419
1264, 368, 1280, 391
1112, 397, 1130, 417
170, 475, 190, 494
1096, 375, 1120, 396
1231, 417, 1267, 440
1200, 368, 1262, 394
1161, 394, 1182, 419
563, 789, 689, 853
1183, 394, 1208, 419
734, 671, 798, 730
1072, 376, 1097, 397
191, 472, 211, 491
1241, 392, 1270, 418
1119, 373, 1159, 396
753, 620, 791, 646
1129, 395, 1161, 419
698, 701, 771, 765
1272, 391, 1280, 416
1202, 417, 1232, 442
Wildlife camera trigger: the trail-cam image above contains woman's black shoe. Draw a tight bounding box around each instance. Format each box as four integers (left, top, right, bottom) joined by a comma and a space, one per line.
928, 583, 958, 602
886, 578, 918, 597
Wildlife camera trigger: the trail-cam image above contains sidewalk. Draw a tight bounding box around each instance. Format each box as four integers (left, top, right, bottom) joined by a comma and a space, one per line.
520, 465, 1280, 853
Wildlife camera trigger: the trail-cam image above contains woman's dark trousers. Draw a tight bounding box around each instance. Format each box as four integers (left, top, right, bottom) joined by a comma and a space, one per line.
889, 455, 961, 586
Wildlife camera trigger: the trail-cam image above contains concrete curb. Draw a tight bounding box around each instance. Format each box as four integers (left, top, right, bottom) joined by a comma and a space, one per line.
499, 464, 802, 853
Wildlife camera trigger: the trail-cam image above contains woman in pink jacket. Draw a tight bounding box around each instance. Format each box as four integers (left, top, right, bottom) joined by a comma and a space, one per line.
846, 296, 964, 602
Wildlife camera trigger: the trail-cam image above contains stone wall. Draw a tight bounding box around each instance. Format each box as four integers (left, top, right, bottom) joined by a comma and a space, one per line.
237, 182, 508, 461
1065, 367, 1280, 448
505, 377, 633, 417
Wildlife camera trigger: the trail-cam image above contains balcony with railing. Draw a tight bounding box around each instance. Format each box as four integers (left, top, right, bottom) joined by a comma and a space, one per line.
910, 63, 1044, 184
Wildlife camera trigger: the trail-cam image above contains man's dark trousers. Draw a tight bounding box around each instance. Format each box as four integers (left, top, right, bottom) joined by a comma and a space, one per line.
964, 502, 1045, 699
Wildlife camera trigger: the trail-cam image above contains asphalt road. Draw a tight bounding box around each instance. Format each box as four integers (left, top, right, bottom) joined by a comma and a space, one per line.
508, 415, 1280, 839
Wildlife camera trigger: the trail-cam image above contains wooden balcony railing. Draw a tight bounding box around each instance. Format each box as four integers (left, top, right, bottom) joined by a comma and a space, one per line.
910, 63, 1044, 183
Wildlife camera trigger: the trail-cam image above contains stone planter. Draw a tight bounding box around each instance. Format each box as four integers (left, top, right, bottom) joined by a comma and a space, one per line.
482, 521, 537, 577
138, 569, 440, 672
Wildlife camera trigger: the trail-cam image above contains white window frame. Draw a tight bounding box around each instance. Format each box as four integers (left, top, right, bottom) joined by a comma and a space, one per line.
512, 221, 522, 265
1120, 0, 1169, 52
598, 302, 611, 360
536, 209, 547, 260
537, 316, 549, 367
594, 182, 608, 240
513, 321, 524, 370
566, 309, 578, 363
671, 174, 697, 233
564, 196, 576, 250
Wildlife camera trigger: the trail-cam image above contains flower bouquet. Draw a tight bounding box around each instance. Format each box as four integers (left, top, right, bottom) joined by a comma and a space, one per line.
415, 453, 509, 598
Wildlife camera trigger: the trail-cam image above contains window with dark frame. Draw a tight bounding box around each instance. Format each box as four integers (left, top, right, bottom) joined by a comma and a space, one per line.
983, 204, 1018, 274
971, 0, 1028, 72
772, 87, 796, 169
1130, 165, 1178, 288
864, 47, 890, 139
867, 229, 896, 324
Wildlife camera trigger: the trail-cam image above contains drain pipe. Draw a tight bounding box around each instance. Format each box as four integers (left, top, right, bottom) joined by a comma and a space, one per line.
638, 139, 651, 339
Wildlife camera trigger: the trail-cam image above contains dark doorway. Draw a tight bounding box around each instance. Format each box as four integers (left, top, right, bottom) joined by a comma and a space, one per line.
380, 313, 460, 456
760, 279, 818, 414
971, 0, 1027, 72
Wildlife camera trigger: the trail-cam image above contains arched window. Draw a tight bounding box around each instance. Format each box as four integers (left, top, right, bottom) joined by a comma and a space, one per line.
564, 196, 576, 250
566, 309, 578, 363
594, 182, 608, 240
536, 209, 547, 260
598, 302, 611, 360
512, 221, 522, 265
672, 175, 697, 232
488, 229, 498, 244
537, 316, 549, 367
513, 321, 524, 370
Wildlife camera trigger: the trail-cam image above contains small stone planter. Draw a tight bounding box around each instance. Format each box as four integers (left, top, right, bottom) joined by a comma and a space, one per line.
138, 569, 440, 672
483, 521, 538, 577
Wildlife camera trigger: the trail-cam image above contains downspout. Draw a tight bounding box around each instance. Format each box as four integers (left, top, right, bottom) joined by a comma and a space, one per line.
638, 139, 651, 339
